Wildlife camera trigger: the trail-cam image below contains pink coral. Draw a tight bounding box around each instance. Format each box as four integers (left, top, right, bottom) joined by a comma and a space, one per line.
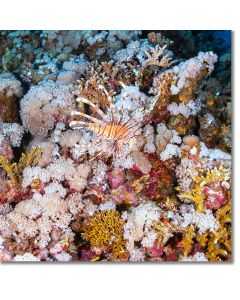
107, 168, 125, 189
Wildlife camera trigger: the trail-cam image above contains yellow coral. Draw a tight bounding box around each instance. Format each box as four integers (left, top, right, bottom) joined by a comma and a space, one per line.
216, 203, 231, 225
196, 204, 231, 261
197, 232, 208, 247
0, 147, 42, 186
178, 166, 230, 212
0, 156, 17, 183
153, 220, 185, 248
205, 229, 229, 262
212, 203, 231, 260
181, 225, 195, 256
192, 166, 230, 186
179, 185, 205, 212
82, 210, 128, 259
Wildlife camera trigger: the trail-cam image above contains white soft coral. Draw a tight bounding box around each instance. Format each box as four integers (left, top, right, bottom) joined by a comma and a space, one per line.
20, 80, 75, 137
124, 201, 161, 251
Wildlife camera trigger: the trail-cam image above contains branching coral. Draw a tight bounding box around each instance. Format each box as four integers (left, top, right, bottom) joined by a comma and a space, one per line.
153, 219, 185, 249
140, 45, 176, 72
179, 203, 231, 261
178, 166, 230, 212
197, 204, 231, 261
0, 147, 42, 187
181, 225, 195, 256
82, 210, 128, 260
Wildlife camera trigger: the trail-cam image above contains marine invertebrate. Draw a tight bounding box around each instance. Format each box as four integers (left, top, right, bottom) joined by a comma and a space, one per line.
75, 60, 129, 98
180, 206, 219, 234
0, 73, 23, 122
168, 51, 218, 98
20, 80, 75, 137
123, 201, 162, 254
82, 210, 127, 260
22, 157, 90, 193
152, 219, 185, 249
196, 203, 231, 261
0, 146, 42, 187
0, 122, 24, 157
181, 225, 195, 256
0, 184, 75, 257
178, 166, 230, 212
140, 45, 176, 73
149, 51, 218, 127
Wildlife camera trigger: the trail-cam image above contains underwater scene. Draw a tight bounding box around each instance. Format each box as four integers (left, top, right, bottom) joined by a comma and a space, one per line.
0, 30, 231, 262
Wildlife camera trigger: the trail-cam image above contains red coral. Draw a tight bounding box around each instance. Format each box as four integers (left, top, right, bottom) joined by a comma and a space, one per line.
148, 241, 163, 257
142, 158, 173, 201
0, 186, 32, 205
80, 247, 99, 261
203, 184, 228, 210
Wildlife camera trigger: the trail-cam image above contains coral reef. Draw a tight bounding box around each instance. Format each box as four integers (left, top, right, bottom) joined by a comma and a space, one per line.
0, 30, 231, 262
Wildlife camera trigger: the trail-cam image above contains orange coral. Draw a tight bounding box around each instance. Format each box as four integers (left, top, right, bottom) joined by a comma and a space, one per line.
82, 210, 128, 260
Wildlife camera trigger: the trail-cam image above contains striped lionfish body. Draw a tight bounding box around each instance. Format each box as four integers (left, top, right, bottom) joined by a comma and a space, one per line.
70, 87, 143, 158
89, 123, 132, 140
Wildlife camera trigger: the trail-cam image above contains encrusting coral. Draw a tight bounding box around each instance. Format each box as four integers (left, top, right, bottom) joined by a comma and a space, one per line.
0, 30, 231, 262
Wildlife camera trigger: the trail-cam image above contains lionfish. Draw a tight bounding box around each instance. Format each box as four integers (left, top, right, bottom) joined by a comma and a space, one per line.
70, 86, 157, 159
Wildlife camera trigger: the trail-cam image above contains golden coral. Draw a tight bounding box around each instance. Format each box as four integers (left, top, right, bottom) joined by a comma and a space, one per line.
216, 203, 231, 226
153, 219, 185, 248
82, 210, 128, 260
205, 228, 230, 262
181, 225, 195, 256
192, 166, 230, 186
195, 204, 231, 261
0, 147, 42, 186
178, 166, 230, 212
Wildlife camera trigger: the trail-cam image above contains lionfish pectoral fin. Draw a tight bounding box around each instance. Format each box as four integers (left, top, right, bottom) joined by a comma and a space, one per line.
76, 97, 107, 120
69, 120, 91, 129
71, 111, 103, 125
